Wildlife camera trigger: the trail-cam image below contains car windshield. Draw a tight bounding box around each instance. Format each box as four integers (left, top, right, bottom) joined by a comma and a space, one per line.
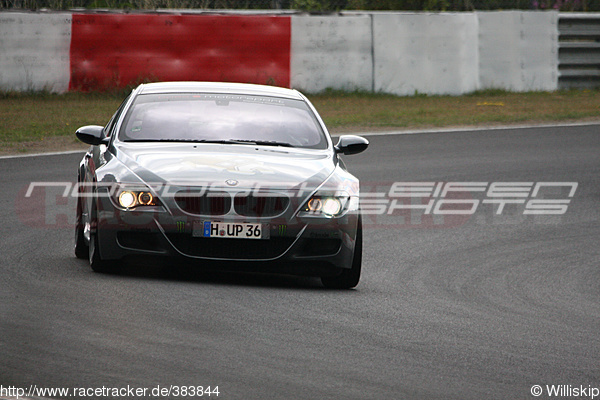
119, 93, 328, 149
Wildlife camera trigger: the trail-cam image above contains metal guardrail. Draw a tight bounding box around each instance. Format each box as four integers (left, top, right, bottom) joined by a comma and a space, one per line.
559, 13, 600, 89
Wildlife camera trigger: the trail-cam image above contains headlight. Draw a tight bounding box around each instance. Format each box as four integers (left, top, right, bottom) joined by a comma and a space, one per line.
301, 194, 349, 217
115, 187, 160, 209
119, 191, 137, 208
138, 191, 154, 205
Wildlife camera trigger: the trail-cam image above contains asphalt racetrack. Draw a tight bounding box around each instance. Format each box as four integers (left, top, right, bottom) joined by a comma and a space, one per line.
0, 125, 598, 400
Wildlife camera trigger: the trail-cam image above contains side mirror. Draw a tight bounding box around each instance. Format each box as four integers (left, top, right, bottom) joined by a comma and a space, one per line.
76, 125, 109, 146
334, 135, 369, 155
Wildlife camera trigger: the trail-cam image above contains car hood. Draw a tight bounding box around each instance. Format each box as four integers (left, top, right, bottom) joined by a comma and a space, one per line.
113, 142, 335, 192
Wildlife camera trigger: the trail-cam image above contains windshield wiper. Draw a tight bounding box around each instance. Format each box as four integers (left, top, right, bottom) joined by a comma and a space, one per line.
124, 138, 207, 143
224, 139, 294, 147
123, 138, 294, 147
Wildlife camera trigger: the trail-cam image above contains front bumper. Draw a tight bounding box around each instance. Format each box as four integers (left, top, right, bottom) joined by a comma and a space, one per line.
94, 192, 360, 274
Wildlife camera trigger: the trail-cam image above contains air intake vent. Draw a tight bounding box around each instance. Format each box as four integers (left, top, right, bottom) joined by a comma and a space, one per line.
233, 194, 289, 217
175, 191, 231, 215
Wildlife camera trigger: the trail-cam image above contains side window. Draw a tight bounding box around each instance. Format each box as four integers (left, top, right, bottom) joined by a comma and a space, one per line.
104, 95, 131, 138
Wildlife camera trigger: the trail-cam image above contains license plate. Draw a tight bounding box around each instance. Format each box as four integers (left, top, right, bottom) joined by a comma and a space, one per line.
193, 221, 269, 240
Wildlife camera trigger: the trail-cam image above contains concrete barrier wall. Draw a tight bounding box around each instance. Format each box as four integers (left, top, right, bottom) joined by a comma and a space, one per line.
478, 11, 558, 91
372, 13, 479, 95
290, 15, 373, 92
0, 13, 71, 92
69, 13, 290, 91
0, 11, 559, 94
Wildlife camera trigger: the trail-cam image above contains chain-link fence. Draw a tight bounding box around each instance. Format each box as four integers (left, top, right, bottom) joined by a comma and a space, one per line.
1, 0, 599, 11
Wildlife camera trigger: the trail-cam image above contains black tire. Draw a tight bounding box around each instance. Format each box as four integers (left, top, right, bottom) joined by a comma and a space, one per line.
321, 216, 362, 289
88, 199, 119, 274
74, 194, 89, 259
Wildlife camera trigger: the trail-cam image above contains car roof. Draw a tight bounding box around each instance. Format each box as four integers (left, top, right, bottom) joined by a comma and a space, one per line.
137, 81, 304, 100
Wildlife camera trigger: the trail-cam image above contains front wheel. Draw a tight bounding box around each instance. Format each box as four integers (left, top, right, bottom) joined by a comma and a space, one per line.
74, 195, 89, 260
321, 216, 362, 289
88, 199, 119, 274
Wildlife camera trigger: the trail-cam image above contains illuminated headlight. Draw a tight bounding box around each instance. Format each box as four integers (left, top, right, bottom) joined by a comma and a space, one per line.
116, 188, 159, 209
322, 198, 342, 215
301, 195, 349, 217
118, 191, 137, 208
138, 191, 154, 205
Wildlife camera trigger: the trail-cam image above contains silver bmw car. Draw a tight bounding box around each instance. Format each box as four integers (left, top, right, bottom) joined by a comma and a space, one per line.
74, 82, 368, 288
